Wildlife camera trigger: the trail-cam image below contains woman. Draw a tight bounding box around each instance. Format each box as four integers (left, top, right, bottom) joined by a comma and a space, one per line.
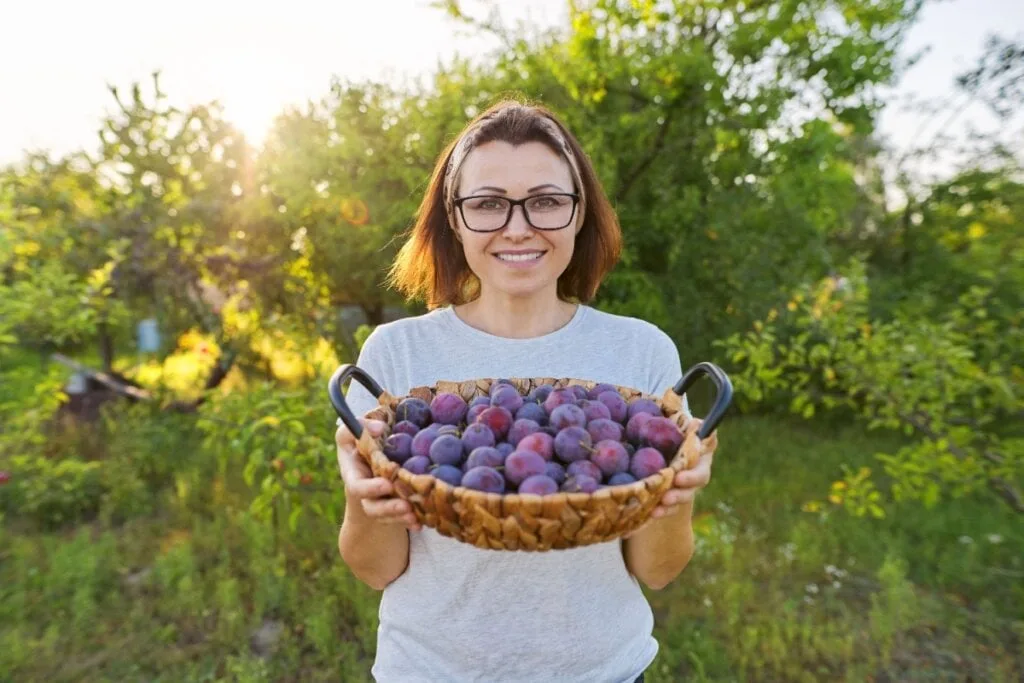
335, 100, 716, 683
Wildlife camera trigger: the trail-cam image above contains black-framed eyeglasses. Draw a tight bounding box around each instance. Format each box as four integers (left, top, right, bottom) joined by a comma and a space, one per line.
452, 193, 580, 232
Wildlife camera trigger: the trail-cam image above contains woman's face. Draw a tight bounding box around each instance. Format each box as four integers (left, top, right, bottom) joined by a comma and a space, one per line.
452, 140, 582, 301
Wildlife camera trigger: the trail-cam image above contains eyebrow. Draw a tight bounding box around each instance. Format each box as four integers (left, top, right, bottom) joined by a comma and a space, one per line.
468, 183, 566, 194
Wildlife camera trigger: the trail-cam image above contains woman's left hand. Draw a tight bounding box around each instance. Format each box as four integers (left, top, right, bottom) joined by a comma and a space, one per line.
650, 448, 713, 519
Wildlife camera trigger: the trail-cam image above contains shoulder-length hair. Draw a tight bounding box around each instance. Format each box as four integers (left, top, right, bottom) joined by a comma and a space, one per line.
386, 98, 622, 308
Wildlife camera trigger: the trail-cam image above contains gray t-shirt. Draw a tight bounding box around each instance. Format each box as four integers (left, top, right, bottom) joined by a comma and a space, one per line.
341, 304, 690, 683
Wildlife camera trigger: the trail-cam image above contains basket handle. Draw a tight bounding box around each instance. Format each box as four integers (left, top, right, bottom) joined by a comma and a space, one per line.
672, 362, 733, 440
328, 364, 385, 440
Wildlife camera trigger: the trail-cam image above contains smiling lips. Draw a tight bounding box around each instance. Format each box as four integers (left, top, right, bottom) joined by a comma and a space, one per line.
494, 250, 545, 263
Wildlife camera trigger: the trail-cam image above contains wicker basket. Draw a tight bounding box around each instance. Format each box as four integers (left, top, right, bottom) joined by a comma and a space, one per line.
328, 362, 732, 551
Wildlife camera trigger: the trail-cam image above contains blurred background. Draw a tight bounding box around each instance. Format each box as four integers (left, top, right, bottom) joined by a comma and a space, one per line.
1, 0, 1021, 680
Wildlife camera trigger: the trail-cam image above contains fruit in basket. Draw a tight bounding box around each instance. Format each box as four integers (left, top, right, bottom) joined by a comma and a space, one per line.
431, 392, 469, 425
396, 397, 431, 427
519, 474, 559, 495
590, 440, 630, 477
466, 446, 504, 470
461, 422, 496, 452
429, 434, 464, 466
586, 417, 623, 444
508, 418, 541, 446
491, 384, 524, 413
639, 417, 684, 457
383, 433, 414, 464
553, 426, 591, 463
381, 381, 687, 498
517, 431, 555, 461
476, 406, 514, 441
550, 403, 587, 431
596, 390, 628, 423
627, 397, 661, 421
432, 464, 464, 487
463, 466, 505, 493
515, 401, 548, 425
630, 447, 668, 479
505, 450, 547, 486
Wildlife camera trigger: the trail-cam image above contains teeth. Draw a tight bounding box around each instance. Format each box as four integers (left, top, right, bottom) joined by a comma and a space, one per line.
497, 252, 543, 262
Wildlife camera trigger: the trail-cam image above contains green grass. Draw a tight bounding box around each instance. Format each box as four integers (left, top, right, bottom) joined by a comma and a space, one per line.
1, 375, 1021, 681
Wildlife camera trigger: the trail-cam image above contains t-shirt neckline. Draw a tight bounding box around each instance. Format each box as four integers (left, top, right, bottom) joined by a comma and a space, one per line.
440, 303, 589, 344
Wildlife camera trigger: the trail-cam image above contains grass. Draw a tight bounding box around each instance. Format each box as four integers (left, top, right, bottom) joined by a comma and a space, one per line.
1, 358, 1021, 682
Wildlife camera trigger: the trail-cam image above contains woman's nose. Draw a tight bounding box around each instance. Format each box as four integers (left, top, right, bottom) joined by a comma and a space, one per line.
503, 205, 532, 236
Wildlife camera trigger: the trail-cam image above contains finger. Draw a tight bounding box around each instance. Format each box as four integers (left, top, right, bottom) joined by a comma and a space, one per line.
674, 457, 713, 488
345, 477, 394, 500
337, 452, 373, 484
362, 497, 413, 518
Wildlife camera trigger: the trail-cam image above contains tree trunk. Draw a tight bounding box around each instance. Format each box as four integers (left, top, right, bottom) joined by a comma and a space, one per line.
363, 301, 384, 326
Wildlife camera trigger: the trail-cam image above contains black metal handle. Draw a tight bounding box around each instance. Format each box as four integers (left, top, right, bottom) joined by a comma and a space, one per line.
328, 364, 385, 440
672, 362, 733, 440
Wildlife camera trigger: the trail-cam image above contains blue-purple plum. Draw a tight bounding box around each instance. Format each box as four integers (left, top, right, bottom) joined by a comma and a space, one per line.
462, 466, 505, 493
544, 461, 566, 485
607, 472, 638, 486
428, 434, 463, 466
465, 446, 504, 470
489, 379, 515, 397
596, 391, 628, 424
586, 418, 623, 444
383, 433, 413, 464
627, 397, 661, 421
491, 385, 524, 413
528, 384, 554, 405
402, 455, 432, 475
469, 395, 491, 409
587, 383, 619, 400
561, 474, 600, 493
395, 397, 431, 427
567, 459, 603, 482
392, 420, 420, 437
496, 442, 515, 459
553, 426, 592, 463
507, 418, 541, 446
543, 388, 577, 414
549, 403, 587, 431
625, 412, 655, 445
515, 401, 548, 426
579, 399, 611, 423
431, 464, 463, 487
516, 432, 555, 461
461, 422, 495, 453
569, 385, 588, 401
504, 450, 547, 486
518, 474, 558, 496
466, 403, 489, 425
630, 447, 668, 479
410, 425, 442, 459
430, 392, 468, 425
639, 417, 684, 457
591, 440, 630, 477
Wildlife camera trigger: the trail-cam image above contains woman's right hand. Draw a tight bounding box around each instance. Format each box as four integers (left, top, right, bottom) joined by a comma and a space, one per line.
336, 418, 422, 531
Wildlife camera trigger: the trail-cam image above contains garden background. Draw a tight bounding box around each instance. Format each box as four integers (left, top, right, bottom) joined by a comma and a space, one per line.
1, 1, 1021, 681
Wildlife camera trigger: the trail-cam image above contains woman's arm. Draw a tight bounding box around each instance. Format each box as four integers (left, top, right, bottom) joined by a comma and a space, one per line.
338, 493, 412, 590
621, 502, 695, 590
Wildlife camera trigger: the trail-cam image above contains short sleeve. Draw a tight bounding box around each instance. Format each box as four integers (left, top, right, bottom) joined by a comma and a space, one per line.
335, 325, 391, 428
649, 328, 692, 418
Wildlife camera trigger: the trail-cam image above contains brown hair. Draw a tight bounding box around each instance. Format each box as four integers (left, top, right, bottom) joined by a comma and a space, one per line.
386, 98, 622, 308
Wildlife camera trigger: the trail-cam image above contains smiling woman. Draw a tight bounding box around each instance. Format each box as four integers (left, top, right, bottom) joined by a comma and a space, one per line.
333, 99, 714, 683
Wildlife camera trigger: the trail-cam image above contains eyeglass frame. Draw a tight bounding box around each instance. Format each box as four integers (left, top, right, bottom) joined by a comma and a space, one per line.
450, 192, 581, 233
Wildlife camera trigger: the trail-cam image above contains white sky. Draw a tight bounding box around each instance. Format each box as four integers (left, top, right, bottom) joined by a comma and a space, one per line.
1, 0, 1021, 180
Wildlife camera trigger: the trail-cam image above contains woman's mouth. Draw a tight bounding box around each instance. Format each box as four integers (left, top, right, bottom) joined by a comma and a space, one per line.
494, 250, 546, 267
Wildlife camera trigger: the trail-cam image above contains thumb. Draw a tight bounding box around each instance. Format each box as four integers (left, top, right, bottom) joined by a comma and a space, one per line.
362, 418, 387, 437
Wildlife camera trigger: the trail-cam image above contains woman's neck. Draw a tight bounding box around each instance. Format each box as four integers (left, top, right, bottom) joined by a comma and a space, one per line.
454, 289, 579, 339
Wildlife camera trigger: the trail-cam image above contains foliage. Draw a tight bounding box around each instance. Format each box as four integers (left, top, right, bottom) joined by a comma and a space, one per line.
716, 261, 1023, 513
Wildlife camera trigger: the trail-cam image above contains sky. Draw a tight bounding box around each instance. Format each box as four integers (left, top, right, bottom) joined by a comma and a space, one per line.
1, 0, 1021, 180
